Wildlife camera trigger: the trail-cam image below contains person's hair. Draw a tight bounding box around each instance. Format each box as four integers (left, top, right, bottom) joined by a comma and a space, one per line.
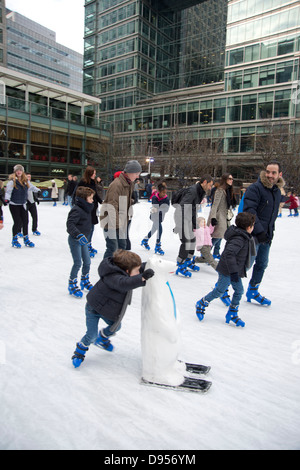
82, 166, 96, 184
157, 182, 167, 192
10, 172, 29, 188
266, 160, 282, 173
235, 212, 256, 230
113, 249, 142, 273
199, 175, 213, 184
75, 186, 95, 200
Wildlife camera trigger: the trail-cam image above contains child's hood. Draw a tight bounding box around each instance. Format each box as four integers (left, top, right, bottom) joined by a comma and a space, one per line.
75, 196, 94, 213
98, 257, 128, 279
224, 224, 251, 242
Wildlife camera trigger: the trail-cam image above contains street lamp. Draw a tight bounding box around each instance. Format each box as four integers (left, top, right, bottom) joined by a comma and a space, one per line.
146, 157, 154, 174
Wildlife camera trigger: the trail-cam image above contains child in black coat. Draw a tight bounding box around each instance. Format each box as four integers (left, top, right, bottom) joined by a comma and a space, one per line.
66, 186, 95, 298
71, 249, 154, 368
195, 212, 256, 328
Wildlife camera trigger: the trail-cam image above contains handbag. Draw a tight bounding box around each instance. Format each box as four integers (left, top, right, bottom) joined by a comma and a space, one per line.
227, 208, 234, 221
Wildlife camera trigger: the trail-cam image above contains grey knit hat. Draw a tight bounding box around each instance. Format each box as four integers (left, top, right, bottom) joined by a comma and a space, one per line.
124, 160, 142, 174
13, 164, 25, 173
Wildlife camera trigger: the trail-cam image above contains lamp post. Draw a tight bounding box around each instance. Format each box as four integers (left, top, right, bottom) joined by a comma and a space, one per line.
146, 157, 154, 174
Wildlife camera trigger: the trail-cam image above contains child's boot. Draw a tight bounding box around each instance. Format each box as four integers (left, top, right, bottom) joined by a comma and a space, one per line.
225, 305, 245, 327
246, 283, 271, 306
88, 243, 97, 258
94, 330, 114, 351
23, 235, 35, 247
176, 260, 192, 278
68, 278, 83, 298
72, 342, 89, 368
196, 298, 209, 321
186, 256, 200, 272
154, 242, 164, 255
80, 274, 93, 291
220, 289, 231, 306
141, 238, 150, 250
12, 235, 22, 248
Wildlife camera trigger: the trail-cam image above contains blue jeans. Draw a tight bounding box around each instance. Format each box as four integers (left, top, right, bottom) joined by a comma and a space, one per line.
80, 302, 121, 346
249, 241, 271, 286
212, 238, 222, 256
103, 228, 127, 258
205, 273, 244, 307
68, 235, 91, 279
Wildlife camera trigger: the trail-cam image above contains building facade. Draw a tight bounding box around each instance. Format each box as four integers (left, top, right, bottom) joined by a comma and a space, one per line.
6, 9, 83, 92
84, 0, 300, 179
0, 66, 111, 181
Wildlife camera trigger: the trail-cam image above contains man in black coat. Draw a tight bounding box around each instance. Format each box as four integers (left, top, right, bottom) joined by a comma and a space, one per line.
243, 161, 285, 306
174, 175, 214, 277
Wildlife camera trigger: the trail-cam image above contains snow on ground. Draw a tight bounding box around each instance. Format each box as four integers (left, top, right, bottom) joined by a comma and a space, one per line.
0, 200, 300, 450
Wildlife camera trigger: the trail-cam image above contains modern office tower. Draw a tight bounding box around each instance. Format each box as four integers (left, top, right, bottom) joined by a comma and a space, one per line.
6, 9, 83, 92
0, 0, 7, 67
84, 0, 300, 179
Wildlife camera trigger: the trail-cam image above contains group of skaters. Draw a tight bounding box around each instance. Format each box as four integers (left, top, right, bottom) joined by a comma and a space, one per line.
0, 160, 295, 368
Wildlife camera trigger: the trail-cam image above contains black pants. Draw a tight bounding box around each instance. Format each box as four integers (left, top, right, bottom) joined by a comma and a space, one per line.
27, 201, 38, 232
177, 223, 196, 263
9, 204, 29, 237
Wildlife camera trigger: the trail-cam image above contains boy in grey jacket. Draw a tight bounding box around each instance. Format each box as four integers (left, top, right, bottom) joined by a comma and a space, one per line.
195, 212, 256, 328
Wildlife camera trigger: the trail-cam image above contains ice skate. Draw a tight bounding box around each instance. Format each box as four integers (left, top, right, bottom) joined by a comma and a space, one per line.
72, 342, 89, 368
246, 283, 271, 306
141, 238, 150, 250
225, 305, 245, 327
80, 274, 93, 291
94, 331, 114, 351
196, 298, 209, 321
154, 242, 164, 255
68, 278, 83, 298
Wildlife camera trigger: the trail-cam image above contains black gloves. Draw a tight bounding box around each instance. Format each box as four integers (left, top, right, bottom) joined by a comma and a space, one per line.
142, 269, 155, 280
230, 272, 239, 283
211, 218, 218, 226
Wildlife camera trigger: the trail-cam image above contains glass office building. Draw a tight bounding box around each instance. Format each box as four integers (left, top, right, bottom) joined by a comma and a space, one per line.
84, 0, 300, 178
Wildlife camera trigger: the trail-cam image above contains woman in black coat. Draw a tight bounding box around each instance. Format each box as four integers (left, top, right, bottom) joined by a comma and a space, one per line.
77, 166, 102, 257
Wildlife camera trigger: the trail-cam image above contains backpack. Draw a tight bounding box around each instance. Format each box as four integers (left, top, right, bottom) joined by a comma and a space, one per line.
171, 187, 187, 206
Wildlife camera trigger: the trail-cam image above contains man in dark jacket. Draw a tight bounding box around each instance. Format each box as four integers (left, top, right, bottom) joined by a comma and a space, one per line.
174, 175, 213, 277
243, 161, 284, 306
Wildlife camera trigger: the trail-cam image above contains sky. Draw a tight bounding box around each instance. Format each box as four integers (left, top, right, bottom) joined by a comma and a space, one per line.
6, 0, 85, 54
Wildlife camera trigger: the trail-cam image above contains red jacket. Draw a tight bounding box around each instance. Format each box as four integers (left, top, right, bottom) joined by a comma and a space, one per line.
286, 195, 299, 210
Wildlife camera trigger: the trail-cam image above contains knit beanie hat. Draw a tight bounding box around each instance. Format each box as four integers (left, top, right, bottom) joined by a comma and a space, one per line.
14, 164, 25, 173
124, 160, 142, 174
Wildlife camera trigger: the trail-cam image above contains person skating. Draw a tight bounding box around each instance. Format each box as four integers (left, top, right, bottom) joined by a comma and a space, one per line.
71, 249, 154, 368
66, 186, 95, 298
243, 161, 285, 306
195, 212, 256, 328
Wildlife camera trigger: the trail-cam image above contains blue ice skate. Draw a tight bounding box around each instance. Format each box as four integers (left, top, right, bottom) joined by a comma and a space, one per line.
72, 342, 89, 368
23, 235, 35, 247
176, 260, 192, 278
154, 242, 164, 256
141, 238, 150, 250
68, 278, 83, 298
186, 256, 200, 272
196, 298, 209, 321
12, 235, 22, 248
246, 283, 271, 306
80, 274, 93, 291
94, 331, 114, 352
225, 305, 245, 328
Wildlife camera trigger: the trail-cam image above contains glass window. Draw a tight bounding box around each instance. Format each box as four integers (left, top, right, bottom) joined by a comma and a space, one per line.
243, 68, 258, 88
229, 48, 244, 65
242, 95, 257, 121
278, 38, 295, 55
259, 65, 275, 86
245, 44, 260, 62
276, 61, 293, 83
227, 71, 243, 90
227, 97, 241, 122
261, 41, 277, 59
